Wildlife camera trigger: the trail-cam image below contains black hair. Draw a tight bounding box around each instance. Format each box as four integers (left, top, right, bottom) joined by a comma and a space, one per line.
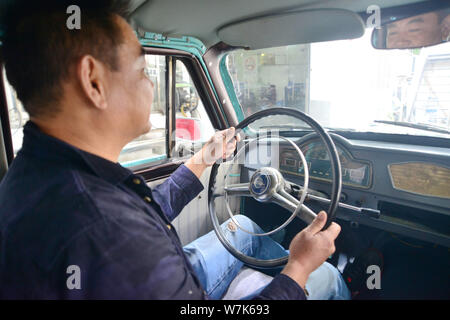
1, 0, 131, 118
438, 8, 450, 24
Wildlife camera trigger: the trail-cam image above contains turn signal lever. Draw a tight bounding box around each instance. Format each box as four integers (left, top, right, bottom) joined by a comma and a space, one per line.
285, 182, 381, 219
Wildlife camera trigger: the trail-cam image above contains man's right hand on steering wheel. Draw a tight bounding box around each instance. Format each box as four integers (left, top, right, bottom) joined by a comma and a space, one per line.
281, 211, 342, 290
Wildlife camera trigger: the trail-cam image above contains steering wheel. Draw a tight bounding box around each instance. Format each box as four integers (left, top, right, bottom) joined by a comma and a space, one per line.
208, 108, 342, 268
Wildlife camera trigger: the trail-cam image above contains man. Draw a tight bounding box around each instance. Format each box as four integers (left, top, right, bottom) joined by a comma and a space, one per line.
0, 0, 349, 299
386, 11, 443, 49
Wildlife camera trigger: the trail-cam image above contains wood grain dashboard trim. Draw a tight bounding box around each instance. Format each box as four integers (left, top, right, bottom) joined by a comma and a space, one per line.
388, 162, 450, 199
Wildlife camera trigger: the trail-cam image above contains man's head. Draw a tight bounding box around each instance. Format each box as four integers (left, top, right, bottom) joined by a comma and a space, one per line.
386, 12, 443, 49
2, 0, 154, 153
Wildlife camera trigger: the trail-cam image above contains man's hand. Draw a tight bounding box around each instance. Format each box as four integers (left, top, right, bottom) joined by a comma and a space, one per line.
185, 127, 239, 178
281, 211, 341, 290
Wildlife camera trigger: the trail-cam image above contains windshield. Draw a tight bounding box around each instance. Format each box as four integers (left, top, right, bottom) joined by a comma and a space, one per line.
225, 31, 450, 139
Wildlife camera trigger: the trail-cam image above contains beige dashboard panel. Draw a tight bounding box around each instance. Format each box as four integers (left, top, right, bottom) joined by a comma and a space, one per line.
389, 162, 450, 199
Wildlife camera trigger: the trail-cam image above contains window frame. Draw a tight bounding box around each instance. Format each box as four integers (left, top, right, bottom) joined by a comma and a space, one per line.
133, 47, 226, 179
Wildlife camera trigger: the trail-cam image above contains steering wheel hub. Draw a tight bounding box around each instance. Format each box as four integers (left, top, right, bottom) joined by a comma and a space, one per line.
249, 167, 284, 201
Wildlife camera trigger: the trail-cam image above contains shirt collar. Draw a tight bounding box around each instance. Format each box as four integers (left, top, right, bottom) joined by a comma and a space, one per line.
21, 121, 133, 185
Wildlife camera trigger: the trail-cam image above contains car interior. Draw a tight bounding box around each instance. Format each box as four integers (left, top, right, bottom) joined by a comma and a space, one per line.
0, 0, 449, 299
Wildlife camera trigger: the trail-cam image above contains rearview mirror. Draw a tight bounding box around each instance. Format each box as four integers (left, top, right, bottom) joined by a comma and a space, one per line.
372, 9, 450, 49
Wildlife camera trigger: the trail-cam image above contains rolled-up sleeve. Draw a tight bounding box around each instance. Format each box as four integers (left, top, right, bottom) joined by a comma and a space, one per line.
152, 164, 204, 221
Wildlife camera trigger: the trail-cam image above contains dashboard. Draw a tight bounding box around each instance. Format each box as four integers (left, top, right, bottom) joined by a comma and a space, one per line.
242, 132, 450, 247
280, 139, 372, 188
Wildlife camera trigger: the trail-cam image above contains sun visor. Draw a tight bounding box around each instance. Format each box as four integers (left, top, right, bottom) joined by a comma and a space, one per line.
217, 9, 365, 49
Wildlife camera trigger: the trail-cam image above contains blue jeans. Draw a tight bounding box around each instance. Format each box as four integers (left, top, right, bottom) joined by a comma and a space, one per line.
183, 215, 351, 300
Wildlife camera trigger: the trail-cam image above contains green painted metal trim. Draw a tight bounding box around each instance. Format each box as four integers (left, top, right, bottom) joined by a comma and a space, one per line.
140, 33, 206, 57
121, 154, 167, 168
219, 54, 245, 122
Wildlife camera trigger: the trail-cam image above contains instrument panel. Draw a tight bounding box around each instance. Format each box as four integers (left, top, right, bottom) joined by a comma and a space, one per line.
280, 139, 372, 188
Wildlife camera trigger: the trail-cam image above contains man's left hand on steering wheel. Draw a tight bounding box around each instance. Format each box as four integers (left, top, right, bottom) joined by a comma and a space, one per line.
185, 127, 239, 178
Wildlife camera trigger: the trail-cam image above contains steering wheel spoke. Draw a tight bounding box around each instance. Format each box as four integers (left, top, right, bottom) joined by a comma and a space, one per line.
272, 190, 317, 224
224, 183, 252, 197
271, 191, 297, 212
212, 183, 251, 198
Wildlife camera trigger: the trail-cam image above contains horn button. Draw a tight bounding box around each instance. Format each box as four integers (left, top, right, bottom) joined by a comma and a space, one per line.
249, 167, 284, 202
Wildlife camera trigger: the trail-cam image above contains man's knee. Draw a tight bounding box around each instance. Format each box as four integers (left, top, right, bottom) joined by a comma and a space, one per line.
306, 262, 350, 300
223, 215, 259, 233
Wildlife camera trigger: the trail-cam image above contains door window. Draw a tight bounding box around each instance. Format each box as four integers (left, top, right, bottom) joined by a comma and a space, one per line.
118, 54, 167, 167
173, 60, 215, 159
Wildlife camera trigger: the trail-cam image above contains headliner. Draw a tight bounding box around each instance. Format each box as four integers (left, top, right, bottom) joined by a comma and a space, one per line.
130, 0, 425, 47
0, 0, 427, 47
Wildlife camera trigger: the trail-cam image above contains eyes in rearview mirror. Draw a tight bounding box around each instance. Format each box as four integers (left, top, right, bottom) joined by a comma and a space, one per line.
372, 9, 450, 49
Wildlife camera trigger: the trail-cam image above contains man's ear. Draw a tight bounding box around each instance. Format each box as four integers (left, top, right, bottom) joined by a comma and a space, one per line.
77, 55, 109, 110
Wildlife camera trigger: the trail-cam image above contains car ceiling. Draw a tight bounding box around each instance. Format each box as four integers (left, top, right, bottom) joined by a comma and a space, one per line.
130, 0, 426, 47
0, 0, 429, 47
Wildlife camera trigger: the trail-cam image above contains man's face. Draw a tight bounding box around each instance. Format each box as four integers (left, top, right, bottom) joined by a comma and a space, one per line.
107, 16, 154, 140
387, 12, 442, 49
